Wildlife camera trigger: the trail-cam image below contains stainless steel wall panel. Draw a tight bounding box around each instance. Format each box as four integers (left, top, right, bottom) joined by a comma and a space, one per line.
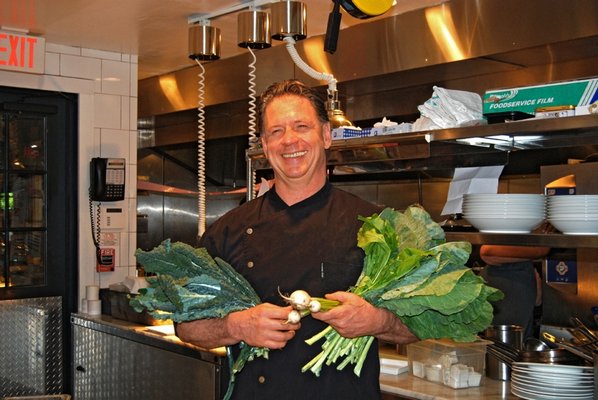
0, 297, 62, 397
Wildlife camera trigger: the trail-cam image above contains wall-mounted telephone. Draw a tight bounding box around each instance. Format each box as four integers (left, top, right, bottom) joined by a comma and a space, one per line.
90, 157, 126, 201
89, 157, 126, 272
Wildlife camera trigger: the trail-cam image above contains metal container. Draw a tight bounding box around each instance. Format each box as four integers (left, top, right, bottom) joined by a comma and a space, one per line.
520, 348, 586, 364
485, 325, 523, 381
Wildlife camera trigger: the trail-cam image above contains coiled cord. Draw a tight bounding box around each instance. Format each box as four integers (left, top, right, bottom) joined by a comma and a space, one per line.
246, 47, 259, 198
247, 47, 259, 150
195, 59, 207, 238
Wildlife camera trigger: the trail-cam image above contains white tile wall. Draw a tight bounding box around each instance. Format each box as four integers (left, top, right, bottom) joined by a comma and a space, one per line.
0, 42, 139, 310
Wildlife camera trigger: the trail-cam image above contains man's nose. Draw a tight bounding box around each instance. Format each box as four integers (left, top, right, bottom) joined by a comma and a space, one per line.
281, 127, 299, 143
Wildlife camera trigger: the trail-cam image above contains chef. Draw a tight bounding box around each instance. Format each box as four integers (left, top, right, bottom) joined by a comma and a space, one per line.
176, 79, 417, 400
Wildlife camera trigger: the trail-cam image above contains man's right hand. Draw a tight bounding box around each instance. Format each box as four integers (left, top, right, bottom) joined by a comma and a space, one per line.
227, 303, 300, 349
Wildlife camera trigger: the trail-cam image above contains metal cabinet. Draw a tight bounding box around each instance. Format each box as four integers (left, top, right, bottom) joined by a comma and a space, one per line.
72, 315, 222, 400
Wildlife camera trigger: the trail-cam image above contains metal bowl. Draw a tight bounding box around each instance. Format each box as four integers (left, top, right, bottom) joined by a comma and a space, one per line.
519, 348, 586, 365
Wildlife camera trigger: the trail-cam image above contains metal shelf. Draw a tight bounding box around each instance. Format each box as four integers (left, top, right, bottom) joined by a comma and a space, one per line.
445, 232, 598, 249
246, 116, 598, 248
246, 114, 598, 196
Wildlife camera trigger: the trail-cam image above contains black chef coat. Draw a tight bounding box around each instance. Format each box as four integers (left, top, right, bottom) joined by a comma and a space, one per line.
199, 181, 383, 400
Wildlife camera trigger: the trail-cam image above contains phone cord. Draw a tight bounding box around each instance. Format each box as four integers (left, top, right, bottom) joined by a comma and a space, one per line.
88, 192, 101, 261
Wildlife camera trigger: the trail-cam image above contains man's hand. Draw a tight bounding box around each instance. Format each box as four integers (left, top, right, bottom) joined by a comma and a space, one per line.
227, 303, 300, 349
311, 291, 417, 344
176, 303, 300, 350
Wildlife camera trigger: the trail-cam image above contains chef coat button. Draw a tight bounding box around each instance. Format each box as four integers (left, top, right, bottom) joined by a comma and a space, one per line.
247, 261, 254, 268
258, 375, 266, 384
246, 227, 253, 235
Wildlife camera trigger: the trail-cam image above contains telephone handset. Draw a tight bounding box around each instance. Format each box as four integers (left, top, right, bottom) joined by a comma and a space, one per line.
90, 158, 126, 201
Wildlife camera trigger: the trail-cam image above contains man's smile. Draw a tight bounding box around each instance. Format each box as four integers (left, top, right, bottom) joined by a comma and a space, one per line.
282, 150, 307, 159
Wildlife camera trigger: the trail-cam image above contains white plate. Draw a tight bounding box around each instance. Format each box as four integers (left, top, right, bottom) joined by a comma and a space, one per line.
547, 218, 598, 235
511, 369, 594, 384
465, 194, 545, 199
465, 215, 544, 233
511, 385, 593, 400
513, 362, 593, 375
511, 375, 593, 393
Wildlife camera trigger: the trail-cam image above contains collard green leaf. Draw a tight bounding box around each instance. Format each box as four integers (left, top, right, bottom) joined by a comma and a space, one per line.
355, 206, 503, 342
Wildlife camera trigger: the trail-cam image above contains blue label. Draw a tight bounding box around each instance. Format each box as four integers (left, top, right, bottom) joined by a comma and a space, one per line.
546, 259, 577, 283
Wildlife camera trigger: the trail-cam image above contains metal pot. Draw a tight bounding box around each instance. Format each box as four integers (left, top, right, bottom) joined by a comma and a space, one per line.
484, 325, 523, 381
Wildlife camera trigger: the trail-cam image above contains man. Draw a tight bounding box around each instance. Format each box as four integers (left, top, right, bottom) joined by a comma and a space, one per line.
480, 244, 549, 339
176, 79, 416, 400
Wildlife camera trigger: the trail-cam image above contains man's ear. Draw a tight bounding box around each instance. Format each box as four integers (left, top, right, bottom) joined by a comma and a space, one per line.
322, 123, 332, 149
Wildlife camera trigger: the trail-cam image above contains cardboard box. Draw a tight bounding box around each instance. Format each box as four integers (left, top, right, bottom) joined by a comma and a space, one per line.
541, 162, 598, 195
406, 339, 488, 389
483, 78, 598, 115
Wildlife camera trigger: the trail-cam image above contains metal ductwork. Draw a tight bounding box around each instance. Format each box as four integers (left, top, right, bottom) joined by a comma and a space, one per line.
138, 0, 598, 143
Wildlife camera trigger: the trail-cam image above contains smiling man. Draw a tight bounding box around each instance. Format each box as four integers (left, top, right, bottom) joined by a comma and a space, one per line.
176, 80, 416, 400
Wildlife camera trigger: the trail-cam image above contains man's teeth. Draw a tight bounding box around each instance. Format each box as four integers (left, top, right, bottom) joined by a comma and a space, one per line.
282, 151, 307, 159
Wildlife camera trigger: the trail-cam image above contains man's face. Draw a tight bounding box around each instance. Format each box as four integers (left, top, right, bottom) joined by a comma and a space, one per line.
261, 95, 331, 188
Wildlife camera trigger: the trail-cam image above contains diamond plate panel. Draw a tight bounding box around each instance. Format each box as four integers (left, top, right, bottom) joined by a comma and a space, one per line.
0, 297, 63, 397
73, 324, 218, 400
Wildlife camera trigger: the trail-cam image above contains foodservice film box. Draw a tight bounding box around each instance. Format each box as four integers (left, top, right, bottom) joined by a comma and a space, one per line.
483, 77, 598, 115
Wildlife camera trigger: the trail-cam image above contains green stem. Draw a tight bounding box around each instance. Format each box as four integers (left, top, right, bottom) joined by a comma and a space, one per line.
301, 349, 326, 373
305, 325, 333, 346
353, 335, 375, 377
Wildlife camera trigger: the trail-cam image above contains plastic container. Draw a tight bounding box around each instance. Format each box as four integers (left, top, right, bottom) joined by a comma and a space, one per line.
406, 339, 489, 389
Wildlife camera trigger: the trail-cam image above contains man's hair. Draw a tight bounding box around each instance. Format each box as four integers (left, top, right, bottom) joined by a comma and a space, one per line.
257, 79, 329, 134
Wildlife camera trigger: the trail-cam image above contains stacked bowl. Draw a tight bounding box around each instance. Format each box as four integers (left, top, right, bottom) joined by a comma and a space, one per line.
547, 195, 598, 235
462, 194, 546, 233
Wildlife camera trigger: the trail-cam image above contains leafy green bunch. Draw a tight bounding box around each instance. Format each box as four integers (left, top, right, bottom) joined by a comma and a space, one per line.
302, 206, 504, 377
131, 239, 267, 400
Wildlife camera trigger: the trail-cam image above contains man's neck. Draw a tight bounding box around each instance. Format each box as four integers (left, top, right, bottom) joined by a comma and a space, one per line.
274, 177, 327, 206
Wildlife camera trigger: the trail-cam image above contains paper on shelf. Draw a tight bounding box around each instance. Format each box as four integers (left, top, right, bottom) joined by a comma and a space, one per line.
441, 166, 504, 216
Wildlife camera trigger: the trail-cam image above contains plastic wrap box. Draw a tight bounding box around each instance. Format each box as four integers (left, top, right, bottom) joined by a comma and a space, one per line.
406, 339, 489, 389
483, 77, 598, 115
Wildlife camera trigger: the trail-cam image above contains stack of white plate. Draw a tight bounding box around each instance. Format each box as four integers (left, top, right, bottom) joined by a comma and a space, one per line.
547, 195, 598, 235
510, 362, 594, 400
462, 194, 546, 233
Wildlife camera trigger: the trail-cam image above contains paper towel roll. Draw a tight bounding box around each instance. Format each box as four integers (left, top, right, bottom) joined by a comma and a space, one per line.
87, 299, 102, 315
86, 285, 100, 301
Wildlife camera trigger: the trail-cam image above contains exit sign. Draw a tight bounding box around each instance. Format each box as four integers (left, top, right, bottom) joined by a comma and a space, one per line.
0, 30, 45, 74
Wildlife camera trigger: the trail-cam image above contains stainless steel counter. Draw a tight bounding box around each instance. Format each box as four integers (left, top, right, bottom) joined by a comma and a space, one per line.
378, 345, 518, 400
380, 371, 516, 400
71, 313, 224, 400
72, 314, 517, 400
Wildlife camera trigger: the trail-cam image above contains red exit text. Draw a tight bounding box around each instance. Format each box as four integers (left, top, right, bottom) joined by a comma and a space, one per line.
0, 31, 45, 74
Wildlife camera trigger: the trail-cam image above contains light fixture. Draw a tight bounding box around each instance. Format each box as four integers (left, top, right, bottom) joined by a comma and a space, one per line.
188, 23, 221, 60
271, 1, 307, 41
326, 89, 353, 128
270, 1, 352, 129
238, 10, 271, 49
